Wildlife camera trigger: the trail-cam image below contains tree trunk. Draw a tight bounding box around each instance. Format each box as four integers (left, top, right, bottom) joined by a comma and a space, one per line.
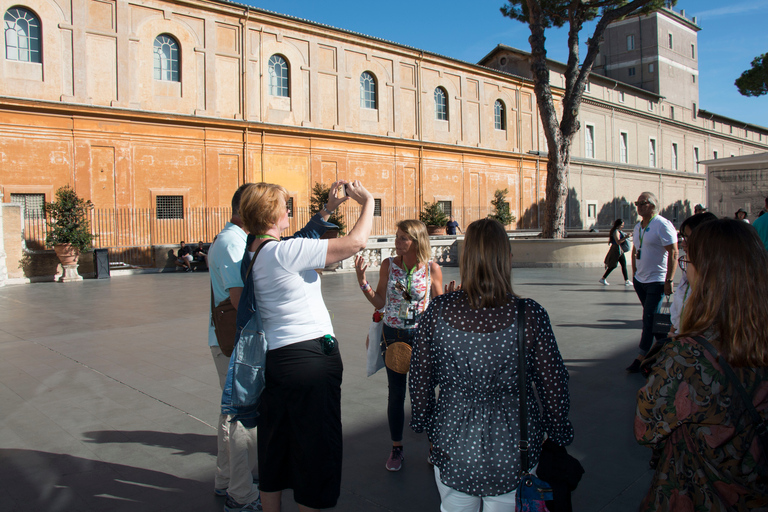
541, 143, 570, 238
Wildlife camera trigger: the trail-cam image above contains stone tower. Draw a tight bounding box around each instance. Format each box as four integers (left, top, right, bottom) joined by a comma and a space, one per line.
594, 7, 700, 118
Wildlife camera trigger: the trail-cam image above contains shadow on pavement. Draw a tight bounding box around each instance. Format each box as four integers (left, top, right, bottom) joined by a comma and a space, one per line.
83, 431, 216, 457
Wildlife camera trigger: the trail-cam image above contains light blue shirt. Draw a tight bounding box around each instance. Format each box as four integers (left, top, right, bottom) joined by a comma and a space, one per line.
753, 213, 768, 253
208, 222, 247, 347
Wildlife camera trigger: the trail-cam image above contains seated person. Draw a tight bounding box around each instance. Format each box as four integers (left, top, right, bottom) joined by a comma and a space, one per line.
175, 241, 193, 272
192, 241, 207, 265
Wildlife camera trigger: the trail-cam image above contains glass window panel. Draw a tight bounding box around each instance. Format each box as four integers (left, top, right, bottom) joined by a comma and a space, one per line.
268, 54, 289, 97
4, 8, 42, 63
153, 35, 180, 82
360, 72, 376, 109
435, 87, 448, 121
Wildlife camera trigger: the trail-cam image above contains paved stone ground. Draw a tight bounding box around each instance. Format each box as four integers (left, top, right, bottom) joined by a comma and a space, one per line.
0, 267, 654, 512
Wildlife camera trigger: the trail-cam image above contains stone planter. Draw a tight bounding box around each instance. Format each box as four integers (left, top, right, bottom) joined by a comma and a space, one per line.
53, 244, 83, 282
427, 225, 447, 236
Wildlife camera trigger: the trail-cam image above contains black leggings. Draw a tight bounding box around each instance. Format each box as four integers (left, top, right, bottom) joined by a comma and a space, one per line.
603, 252, 628, 281
382, 324, 416, 443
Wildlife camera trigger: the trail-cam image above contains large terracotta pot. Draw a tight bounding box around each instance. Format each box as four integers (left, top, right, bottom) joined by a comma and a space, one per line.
427, 225, 447, 236
53, 244, 80, 266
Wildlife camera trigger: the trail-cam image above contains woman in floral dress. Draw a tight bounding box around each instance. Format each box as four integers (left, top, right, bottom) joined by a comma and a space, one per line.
354, 219, 443, 471
636, 218, 768, 511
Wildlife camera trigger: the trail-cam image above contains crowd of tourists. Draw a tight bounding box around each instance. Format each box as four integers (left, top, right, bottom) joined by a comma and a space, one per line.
206, 182, 768, 512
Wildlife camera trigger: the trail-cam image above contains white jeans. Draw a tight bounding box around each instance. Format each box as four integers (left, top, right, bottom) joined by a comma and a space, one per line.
211, 346, 259, 504
434, 467, 517, 512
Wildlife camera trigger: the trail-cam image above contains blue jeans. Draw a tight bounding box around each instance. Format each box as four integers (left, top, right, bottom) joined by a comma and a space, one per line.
633, 278, 665, 354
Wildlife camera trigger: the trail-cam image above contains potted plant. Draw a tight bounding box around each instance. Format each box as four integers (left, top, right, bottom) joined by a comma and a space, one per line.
310, 182, 346, 236
44, 185, 96, 279
488, 188, 516, 228
420, 201, 449, 235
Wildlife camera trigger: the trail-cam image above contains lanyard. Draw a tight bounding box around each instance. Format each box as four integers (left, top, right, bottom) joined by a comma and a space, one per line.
679, 282, 690, 321
637, 215, 656, 250
402, 261, 415, 297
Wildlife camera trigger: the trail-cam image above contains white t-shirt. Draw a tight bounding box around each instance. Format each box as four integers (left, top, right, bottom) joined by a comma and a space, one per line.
207, 222, 247, 347
250, 237, 333, 350
633, 215, 677, 283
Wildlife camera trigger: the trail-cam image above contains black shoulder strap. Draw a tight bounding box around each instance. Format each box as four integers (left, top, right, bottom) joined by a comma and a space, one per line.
517, 299, 529, 473
694, 335, 768, 457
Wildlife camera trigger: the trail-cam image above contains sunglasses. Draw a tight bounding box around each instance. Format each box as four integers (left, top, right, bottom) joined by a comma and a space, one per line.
634, 200, 652, 207
678, 256, 691, 272
394, 281, 412, 302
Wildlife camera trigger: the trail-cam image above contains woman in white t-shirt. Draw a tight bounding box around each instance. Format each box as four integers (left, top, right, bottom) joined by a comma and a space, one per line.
238, 180, 374, 512
354, 219, 443, 472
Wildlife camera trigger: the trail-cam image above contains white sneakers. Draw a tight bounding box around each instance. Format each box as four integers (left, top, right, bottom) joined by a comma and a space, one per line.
625, 280, 632, 286
599, 278, 609, 285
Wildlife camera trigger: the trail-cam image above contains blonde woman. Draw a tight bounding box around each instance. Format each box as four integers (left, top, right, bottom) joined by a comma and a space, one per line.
354, 219, 443, 471
238, 180, 374, 512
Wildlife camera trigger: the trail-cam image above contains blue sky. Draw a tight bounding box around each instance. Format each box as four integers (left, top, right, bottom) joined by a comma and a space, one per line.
243, 0, 768, 128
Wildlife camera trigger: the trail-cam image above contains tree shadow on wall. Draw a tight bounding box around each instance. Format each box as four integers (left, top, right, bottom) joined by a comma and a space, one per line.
596, 196, 637, 229
567, 188, 583, 230
517, 199, 545, 230
659, 199, 692, 228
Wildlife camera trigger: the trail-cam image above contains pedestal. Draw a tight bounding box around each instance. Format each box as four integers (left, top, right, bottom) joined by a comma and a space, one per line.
59, 264, 83, 282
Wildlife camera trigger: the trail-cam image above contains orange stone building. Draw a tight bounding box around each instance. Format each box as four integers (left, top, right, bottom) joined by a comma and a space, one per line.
1, 0, 767, 241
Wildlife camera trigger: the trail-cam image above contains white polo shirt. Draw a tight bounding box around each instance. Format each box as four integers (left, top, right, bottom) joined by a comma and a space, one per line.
633, 215, 677, 284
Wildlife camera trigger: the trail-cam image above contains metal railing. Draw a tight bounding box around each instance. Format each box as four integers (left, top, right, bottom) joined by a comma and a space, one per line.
23, 206, 498, 267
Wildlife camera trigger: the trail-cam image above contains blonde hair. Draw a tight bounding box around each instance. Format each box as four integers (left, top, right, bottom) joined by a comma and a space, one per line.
239, 182, 289, 234
396, 219, 431, 265
460, 218, 515, 308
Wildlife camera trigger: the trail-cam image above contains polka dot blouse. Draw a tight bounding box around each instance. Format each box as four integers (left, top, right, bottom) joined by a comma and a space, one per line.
409, 292, 574, 497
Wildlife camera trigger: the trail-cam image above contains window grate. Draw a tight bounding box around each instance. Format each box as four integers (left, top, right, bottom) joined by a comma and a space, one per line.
10, 193, 45, 218
437, 200, 452, 217
373, 198, 382, 217
286, 197, 294, 218
156, 195, 184, 219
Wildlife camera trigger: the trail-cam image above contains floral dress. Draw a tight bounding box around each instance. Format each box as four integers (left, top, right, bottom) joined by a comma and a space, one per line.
635, 336, 768, 512
383, 257, 430, 330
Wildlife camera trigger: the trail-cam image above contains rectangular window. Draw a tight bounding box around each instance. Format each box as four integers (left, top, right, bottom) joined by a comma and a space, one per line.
649, 139, 657, 167
649, 63, 655, 73
585, 81, 591, 93
373, 198, 382, 217
692, 103, 697, 119
437, 200, 452, 217
585, 125, 595, 158
627, 34, 635, 51
618, 91, 625, 103
672, 143, 678, 170
668, 33, 673, 49
628, 67, 636, 77
620, 132, 628, 163
156, 195, 184, 219
692, 74, 696, 83
286, 197, 294, 218
670, 106, 675, 120
9, 193, 45, 218
694, 147, 700, 172
714, 150, 718, 159
730, 126, 734, 134
587, 202, 597, 220
691, 44, 695, 59
648, 101, 655, 112
672, 205, 679, 224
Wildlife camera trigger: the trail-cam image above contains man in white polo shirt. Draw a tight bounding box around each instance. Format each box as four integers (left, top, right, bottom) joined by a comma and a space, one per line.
627, 192, 678, 373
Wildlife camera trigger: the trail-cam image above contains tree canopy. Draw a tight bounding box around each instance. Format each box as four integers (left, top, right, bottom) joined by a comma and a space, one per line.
500, 0, 676, 238
735, 53, 768, 97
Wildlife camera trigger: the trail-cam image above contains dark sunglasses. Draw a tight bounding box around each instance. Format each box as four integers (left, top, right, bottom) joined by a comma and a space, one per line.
678, 257, 690, 272
634, 200, 652, 207
394, 281, 412, 302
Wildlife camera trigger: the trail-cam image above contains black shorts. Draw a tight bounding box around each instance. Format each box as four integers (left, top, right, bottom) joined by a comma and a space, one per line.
257, 337, 343, 509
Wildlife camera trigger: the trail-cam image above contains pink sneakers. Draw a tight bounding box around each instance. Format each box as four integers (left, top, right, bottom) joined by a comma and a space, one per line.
385, 446, 404, 471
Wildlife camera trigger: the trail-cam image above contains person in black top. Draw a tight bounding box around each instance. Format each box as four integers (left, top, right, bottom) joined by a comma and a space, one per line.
175, 240, 193, 272
192, 241, 207, 265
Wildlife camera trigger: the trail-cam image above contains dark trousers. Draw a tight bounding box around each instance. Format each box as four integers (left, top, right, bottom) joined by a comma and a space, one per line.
633, 278, 665, 354
603, 253, 628, 281
382, 324, 416, 443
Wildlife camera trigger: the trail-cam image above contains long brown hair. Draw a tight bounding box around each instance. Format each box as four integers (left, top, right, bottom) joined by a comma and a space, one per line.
460, 218, 515, 308
678, 218, 768, 367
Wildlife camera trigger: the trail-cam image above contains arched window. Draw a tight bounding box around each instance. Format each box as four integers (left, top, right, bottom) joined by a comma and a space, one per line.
268, 54, 289, 97
360, 71, 376, 109
494, 100, 506, 130
4, 7, 41, 63
153, 34, 179, 82
435, 87, 448, 121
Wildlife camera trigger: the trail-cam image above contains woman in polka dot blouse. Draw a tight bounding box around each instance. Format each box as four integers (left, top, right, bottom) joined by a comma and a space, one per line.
410, 218, 574, 511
